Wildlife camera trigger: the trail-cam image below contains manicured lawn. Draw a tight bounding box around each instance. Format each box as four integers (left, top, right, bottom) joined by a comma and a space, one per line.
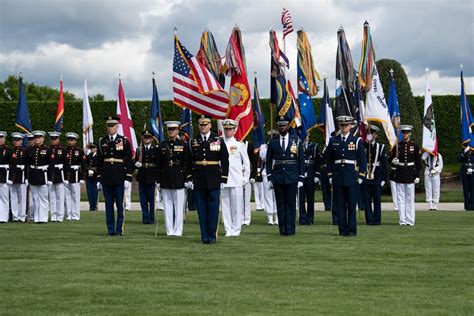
1, 211, 472, 315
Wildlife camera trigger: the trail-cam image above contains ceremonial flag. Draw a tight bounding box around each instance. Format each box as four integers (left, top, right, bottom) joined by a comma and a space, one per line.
460, 69, 474, 147
150, 77, 164, 142
316, 78, 335, 146
116, 79, 138, 157
173, 36, 229, 119
281, 8, 294, 39
54, 79, 64, 132
335, 26, 357, 120
251, 77, 266, 148
197, 30, 225, 88
180, 107, 193, 141
422, 72, 438, 155
387, 74, 402, 141
359, 22, 397, 148
82, 79, 94, 148
15, 75, 32, 134
297, 30, 320, 140
224, 27, 253, 140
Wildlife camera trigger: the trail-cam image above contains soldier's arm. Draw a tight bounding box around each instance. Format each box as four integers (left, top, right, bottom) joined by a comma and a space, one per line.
314, 144, 322, 179
381, 144, 388, 182
184, 142, 192, 183
96, 138, 104, 183
219, 139, 229, 184
325, 139, 333, 179
123, 138, 133, 182
265, 142, 274, 182
47, 148, 54, 182
241, 143, 251, 182
436, 154, 444, 173
415, 144, 422, 178
356, 138, 367, 179
80, 149, 87, 181
297, 140, 305, 182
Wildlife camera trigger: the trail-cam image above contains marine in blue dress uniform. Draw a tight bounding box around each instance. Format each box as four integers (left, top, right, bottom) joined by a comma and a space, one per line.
266, 117, 305, 236
187, 115, 229, 244
97, 116, 133, 236
361, 126, 387, 225
459, 146, 474, 210
326, 116, 367, 236
85, 143, 99, 211
298, 139, 323, 225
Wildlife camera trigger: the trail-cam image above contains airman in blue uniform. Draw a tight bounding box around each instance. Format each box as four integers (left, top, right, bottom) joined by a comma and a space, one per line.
459, 146, 474, 210
326, 116, 367, 236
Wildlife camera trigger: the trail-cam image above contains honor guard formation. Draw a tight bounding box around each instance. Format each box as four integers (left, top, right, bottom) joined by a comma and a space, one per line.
0, 112, 466, 243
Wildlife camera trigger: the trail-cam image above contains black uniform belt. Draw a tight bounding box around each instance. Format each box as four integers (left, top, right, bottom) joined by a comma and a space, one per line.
194, 160, 219, 166
104, 158, 123, 163
275, 160, 297, 165
143, 163, 157, 168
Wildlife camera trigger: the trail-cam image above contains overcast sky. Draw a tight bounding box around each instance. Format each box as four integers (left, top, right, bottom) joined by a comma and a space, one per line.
1, 0, 473, 100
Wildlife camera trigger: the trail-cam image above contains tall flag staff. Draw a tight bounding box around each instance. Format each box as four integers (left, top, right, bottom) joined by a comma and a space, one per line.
116, 75, 138, 157
54, 75, 64, 132
460, 64, 474, 148
82, 78, 94, 150
422, 68, 438, 156
387, 68, 402, 159
15, 72, 33, 136
281, 7, 294, 62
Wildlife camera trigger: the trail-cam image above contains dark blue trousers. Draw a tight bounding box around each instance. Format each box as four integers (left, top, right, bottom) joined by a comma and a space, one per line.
187, 188, 196, 210
334, 185, 357, 236
139, 182, 155, 224
362, 183, 382, 225
274, 183, 297, 236
357, 184, 365, 210
298, 178, 315, 224
195, 188, 220, 243
461, 173, 474, 210
321, 176, 332, 211
102, 184, 125, 236
86, 179, 98, 211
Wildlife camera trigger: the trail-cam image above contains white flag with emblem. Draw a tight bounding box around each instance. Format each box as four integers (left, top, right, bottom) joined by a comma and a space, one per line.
422, 73, 438, 155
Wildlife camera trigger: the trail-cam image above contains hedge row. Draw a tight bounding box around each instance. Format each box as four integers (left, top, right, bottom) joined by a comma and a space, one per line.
0, 95, 472, 165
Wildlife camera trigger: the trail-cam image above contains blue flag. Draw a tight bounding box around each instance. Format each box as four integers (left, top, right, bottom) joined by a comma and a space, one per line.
150, 77, 164, 142
460, 70, 474, 147
251, 77, 265, 148
297, 62, 317, 141
387, 76, 402, 141
15, 77, 32, 134
180, 107, 193, 141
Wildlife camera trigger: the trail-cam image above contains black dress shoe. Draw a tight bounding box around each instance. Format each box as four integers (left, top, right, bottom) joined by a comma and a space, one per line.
108, 233, 115, 236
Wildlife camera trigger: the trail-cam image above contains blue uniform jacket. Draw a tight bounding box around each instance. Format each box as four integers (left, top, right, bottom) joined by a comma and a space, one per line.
326, 134, 367, 186
266, 134, 305, 185
363, 141, 387, 185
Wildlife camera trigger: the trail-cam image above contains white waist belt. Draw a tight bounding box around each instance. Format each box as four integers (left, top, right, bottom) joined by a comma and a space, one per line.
0, 164, 9, 169
16, 164, 25, 170
54, 164, 63, 169
334, 159, 356, 165
398, 162, 415, 166
30, 165, 48, 170
70, 165, 80, 170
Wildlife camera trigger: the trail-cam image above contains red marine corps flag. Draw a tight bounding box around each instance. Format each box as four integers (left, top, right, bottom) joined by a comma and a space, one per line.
224, 27, 253, 140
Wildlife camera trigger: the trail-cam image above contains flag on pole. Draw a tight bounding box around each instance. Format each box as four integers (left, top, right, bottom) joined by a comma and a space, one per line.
335, 26, 356, 120
297, 30, 320, 140
180, 107, 193, 141
82, 79, 94, 148
422, 71, 438, 155
150, 77, 164, 142
173, 35, 229, 119
15, 75, 32, 134
224, 27, 253, 140
316, 78, 335, 146
358, 22, 397, 148
251, 77, 266, 148
460, 69, 474, 147
116, 79, 138, 157
54, 79, 64, 132
197, 30, 225, 88
387, 74, 402, 141
281, 8, 294, 39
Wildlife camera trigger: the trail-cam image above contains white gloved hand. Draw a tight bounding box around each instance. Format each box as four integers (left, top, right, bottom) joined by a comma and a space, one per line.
97, 182, 101, 191
135, 161, 142, 168
414, 178, 420, 184
381, 181, 385, 187
357, 178, 363, 184
63, 180, 69, 185
6, 180, 13, 185
47, 181, 53, 186
267, 181, 273, 190
250, 178, 255, 184
220, 183, 226, 190
184, 181, 193, 190
468, 168, 473, 174
392, 158, 399, 165
155, 183, 160, 190
297, 181, 304, 188
79, 180, 85, 185
25, 180, 29, 186
314, 177, 320, 184
329, 178, 332, 185
465, 146, 470, 153
124, 180, 131, 189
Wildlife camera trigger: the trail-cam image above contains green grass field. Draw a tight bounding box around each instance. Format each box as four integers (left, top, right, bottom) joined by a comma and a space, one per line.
1, 211, 472, 315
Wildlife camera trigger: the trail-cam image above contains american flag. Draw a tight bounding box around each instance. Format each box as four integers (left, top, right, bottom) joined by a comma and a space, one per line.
281, 8, 294, 39
173, 37, 229, 119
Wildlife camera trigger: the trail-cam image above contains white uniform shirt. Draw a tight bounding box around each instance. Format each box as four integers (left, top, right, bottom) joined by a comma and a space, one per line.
422, 152, 444, 175
224, 136, 250, 187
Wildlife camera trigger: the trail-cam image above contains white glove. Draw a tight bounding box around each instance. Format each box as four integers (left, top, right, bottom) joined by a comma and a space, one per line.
155, 183, 160, 190
25, 180, 28, 186
79, 180, 85, 185
184, 181, 193, 190
220, 183, 226, 190
250, 178, 256, 184
468, 168, 473, 174
392, 158, 399, 165
63, 180, 69, 185
6, 180, 13, 185
357, 178, 363, 184
47, 181, 53, 186
297, 181, 304, 188
381, 181, 385, 187
465, 146, 470, 153
414, 178, 420, 184
135, 161, 142, 168
267, 181, 273, 190
124, 180, 131, 189
97, 182, 101, 190
314, 177, 320, 184
329, 178, 332, 185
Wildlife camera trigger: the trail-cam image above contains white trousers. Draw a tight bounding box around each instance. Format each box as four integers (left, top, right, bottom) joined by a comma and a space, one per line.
253, 181, 265, 210
396, 183, 415, 226
10, 183, 27, 222
424, 173, 440, 209
124, 184, 131, 210
28, 185, 35, 221
162, 189, 185, 236
31, 185, 49, 223
221, 187, 243, 236
262, 175, 277, 222
49, 183, 65, 221
65, 183, 81, 220
390, 180, 399, 211
242, 182, 251, 225
155, 188, 164, 210
0, 183, 9, 222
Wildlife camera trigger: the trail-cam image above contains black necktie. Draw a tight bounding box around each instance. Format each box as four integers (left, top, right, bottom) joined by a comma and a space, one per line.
282, 137, 285, 151
203, 136, 207, 142
342, 136, 346, 143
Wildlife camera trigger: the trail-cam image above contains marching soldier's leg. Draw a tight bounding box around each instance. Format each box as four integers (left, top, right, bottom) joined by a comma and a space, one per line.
432, 174, 440, 211
174, 189, 185, 236
28, 185, 35, 222
208, 189, 220, 243
335, 186, 347, 235
221, 187, 232, 236
348, 185, 358, 236
72, 182, 81, 220
162, 188, 174, 235
194, 188, 209, 243
64, 184, 72, 220
425, 173, 433, 210
38, 185, 49, 223
298, 184, 307, 225
331, 186, 338, 225
114, 184, 125, 235
148, 184, 155, 224
373, 184, 382, 225
288, 184, 297, 235
271, 189, 278, 225
406, 183, 415, 226
138, 183, 149, 224
468, 175, 474, 211
0, 183, 8, 222
242, 182, 251, 225
57, 184, 65, 222
306, 179, 315, 225
49, 185, 57, 221
362, 184, 372, 225
253, 182, 263, 210
390, 180, 399, 211
396, 183, 407, 225
102, 185, 116, 235
19, 184, 27, 222
232, 187, 243, 236
124, 184, 131, 211
273, 184, 287, 236
262, 177, 274, 225
10, 185, 19, 221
